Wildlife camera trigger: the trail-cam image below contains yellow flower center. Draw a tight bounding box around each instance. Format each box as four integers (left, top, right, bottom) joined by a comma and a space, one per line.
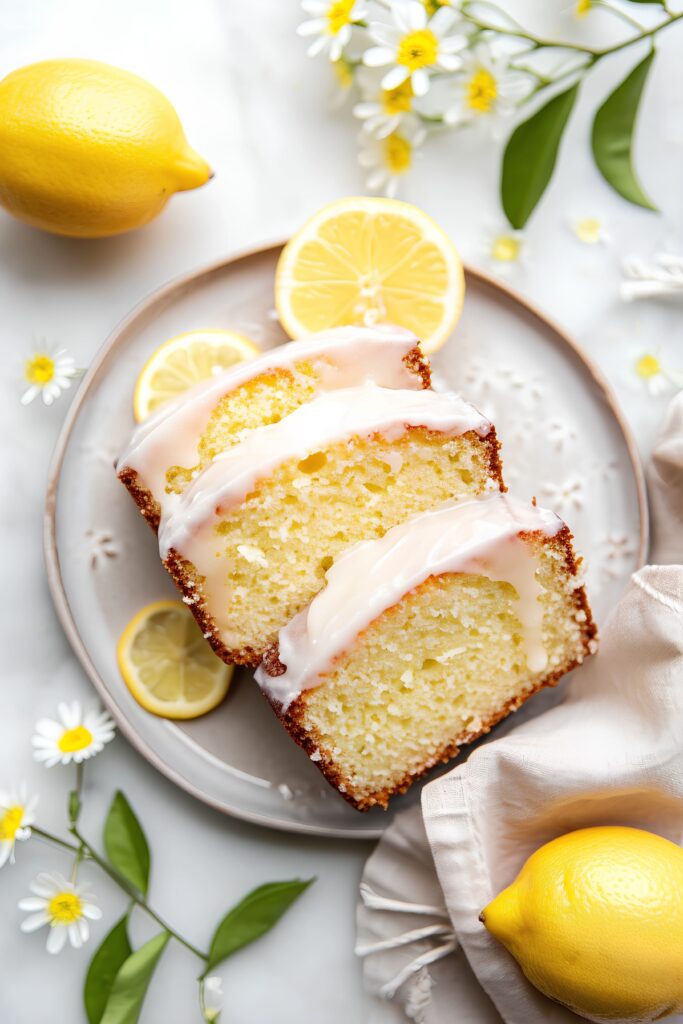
382, 79, 414, 115
397, 29, 439, 71
491, 234, 521, 262
333, 58, 353, 89
326, 0, 355, 34
48, 891, 83, 924
575, 0, 592, 16
466, 68, 498, 113
635, 354, 661, 380
574, 217, 602, 244
25, 354, 55, 386
58, 725, 93, 753
384, 133, 412, 174
0, 806, 24, 841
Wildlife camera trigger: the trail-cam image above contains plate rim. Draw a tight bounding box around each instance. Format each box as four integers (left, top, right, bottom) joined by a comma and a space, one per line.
43, 240, 650, 839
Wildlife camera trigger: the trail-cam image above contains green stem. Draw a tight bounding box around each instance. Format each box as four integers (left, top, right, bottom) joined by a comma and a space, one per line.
463, 7, 682, 57
31, 824, 209, 963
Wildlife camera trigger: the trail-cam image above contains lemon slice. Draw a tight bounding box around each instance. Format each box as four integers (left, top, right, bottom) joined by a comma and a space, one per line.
117, 600, 232, 719
133, 329, 260, 421
275, 197, 465, 355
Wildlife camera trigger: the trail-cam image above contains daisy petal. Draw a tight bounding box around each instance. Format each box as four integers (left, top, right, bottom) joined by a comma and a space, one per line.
21, 911, 49, 932
306, 35, 327, 56
381, 64, 410, 89
0, 843, 11, 868
430, 5, 458, 34
33, 718, 63, 739
18, 897, 46, 912
437, 53, 463, 71
411, 68, 430, 96
363, 46, 394, 68
369, 23, 400, 47
440, 34, 468, 54
47, 927, 67, 954
407, 1, 427, 31
297, 17, 325, 36
82, 903, 103, 920
31, 874, 59, 897
367, 168, 388, 189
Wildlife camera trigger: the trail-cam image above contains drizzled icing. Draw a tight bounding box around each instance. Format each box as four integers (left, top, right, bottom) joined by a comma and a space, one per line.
255, 494, 564, 711
158, 384, 492, 558
116, 324, 425, 503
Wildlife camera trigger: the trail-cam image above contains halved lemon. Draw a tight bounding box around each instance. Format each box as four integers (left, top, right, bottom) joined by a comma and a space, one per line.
117, 600, 232, 719
275, 197, 465, 355
133, 329, 260, 421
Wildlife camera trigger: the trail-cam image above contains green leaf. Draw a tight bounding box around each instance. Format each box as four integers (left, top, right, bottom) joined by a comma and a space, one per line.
104, 791, 151, 896
207, 879, 313, 971
501, 84, 579, 229
100, 931, 169, 1024
591, 50, 657, 210
84, 915, 132, 1024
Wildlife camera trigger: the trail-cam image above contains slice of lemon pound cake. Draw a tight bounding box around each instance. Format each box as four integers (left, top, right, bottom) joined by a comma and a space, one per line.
159, 385, 503, 665
256, 494, 597, 811
117, 325, 430, 530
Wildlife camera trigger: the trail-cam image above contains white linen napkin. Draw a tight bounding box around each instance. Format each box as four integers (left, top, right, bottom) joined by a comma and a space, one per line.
358, 392, 683, 1024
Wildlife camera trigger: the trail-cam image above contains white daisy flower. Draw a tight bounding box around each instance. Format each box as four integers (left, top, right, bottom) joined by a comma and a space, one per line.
298, 0, 367, 61
358, 116, 426, 197
480, 224, 527, 276
32, 701, 116, 768
19, 872, 102, 955
201, 975, 224, 1023
0, 784, 37, 868
363, 1, 467, 98
569, 215, 610, 245
21, 347, 79, 407
443, 42, 529, 131
633, 352, 683, 397
353, 73, 415, 138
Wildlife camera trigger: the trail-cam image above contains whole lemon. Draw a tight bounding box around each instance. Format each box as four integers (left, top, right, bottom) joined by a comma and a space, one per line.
0, 59, 211, 237
481, 826, 683, 1023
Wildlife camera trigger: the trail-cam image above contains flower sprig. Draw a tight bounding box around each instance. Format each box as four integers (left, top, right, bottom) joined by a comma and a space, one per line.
4, 700, 313, 1024
301, 0, 682, 226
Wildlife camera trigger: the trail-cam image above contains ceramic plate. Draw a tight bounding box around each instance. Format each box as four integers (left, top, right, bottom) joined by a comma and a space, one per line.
44, 243, 647, 839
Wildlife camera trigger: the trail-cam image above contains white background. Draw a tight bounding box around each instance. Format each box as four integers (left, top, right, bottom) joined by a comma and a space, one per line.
0, 1, 682, 1022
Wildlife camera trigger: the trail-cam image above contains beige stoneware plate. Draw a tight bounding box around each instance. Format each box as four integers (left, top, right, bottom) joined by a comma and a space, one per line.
44, 242, 647, 839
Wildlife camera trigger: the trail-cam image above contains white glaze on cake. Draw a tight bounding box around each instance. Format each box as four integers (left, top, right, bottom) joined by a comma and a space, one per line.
116, 324, 425, 501
255, 494, 564, 711
159, 384, 492, 559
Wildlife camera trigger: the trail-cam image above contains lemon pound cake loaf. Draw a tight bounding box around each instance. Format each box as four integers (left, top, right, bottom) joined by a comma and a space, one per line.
158, 385, 503, 665
256, 494, 597, 811
117, 325, 431, 530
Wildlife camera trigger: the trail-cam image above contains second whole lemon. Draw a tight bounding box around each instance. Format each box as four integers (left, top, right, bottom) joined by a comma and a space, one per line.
481, 826, 683, 1023
0, 59, 212, 237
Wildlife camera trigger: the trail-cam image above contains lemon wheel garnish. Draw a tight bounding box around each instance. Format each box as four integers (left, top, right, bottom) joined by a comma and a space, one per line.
275, 197, 465, 355
133, 329, 260, 422
117, 600, 232, 719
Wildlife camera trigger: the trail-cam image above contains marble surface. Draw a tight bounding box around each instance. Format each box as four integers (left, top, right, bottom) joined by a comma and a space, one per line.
0, 1, 681, 1021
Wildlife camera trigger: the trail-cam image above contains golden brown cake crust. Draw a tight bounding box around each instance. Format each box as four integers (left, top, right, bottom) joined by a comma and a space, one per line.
117, 466, 162, 532
260, 526, 597, 812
